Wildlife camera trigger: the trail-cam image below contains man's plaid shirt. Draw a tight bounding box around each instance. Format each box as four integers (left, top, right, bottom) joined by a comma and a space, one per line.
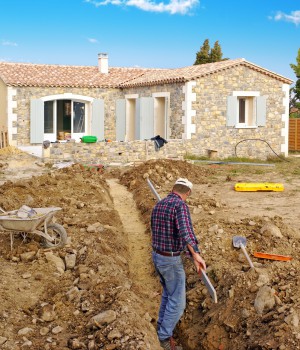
151, 192, 199, 252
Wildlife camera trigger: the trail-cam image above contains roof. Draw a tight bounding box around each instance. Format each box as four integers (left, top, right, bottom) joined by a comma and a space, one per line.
0, 58, 293, 88
0, 62, 152, 88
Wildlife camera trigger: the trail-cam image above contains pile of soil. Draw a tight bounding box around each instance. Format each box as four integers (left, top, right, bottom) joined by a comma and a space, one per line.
0, 150, 300, 350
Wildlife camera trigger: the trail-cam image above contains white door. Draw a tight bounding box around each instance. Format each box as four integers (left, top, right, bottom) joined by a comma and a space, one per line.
72, 101, 86, 141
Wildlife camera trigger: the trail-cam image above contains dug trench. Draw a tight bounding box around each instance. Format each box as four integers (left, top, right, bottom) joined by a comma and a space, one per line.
0, 150, 300, 350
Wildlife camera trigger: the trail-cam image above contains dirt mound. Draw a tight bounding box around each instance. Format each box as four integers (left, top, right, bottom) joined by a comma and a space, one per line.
0, 156, 300, 349
0, 146, 23, 155
0, 164, 160, 350
119, 159, 300, 350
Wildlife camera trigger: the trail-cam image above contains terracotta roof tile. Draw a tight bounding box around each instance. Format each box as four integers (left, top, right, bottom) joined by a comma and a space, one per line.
0, 59, 293, 88
120, 59, 293, 87
0, 62, 151, 88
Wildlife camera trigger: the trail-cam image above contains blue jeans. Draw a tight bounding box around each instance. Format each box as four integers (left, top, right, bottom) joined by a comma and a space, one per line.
152, 251, 186, 341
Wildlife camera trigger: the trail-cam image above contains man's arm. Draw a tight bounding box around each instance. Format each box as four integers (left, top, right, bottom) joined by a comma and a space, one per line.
187, 243, 206, 273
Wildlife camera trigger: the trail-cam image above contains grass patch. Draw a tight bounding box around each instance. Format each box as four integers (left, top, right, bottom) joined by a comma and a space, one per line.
184, 153, 209, 160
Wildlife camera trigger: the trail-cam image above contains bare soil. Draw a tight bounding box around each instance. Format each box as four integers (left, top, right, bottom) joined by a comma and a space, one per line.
0, 147, 300, 350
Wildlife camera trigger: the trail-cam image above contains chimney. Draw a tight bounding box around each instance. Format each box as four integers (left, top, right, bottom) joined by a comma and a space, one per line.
98, 53, 108, 74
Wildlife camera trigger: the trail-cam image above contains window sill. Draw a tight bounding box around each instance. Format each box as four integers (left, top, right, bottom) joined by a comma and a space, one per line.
234, 125, 258, 129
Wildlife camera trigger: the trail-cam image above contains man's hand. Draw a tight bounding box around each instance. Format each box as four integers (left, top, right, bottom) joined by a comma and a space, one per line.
192, 253, 206, 273
186, 243, 206, 273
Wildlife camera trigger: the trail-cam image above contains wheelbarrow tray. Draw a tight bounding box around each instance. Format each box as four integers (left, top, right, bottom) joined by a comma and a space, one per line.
0, 207, 62, 232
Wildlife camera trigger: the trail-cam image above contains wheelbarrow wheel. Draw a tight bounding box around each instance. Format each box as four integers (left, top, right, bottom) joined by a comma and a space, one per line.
42, 223, 67, 248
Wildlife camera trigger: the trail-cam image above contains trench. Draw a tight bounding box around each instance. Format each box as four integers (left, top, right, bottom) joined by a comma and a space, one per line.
106, 179, 162, 331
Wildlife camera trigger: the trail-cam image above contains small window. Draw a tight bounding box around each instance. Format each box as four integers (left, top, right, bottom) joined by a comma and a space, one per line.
237, 97, 255, 127
227, 94, 266, 128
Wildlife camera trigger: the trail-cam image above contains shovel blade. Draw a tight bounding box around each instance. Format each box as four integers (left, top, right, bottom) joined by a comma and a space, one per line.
232, 235, 247, 248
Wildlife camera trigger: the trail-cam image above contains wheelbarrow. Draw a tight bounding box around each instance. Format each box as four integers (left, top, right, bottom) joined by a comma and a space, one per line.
0, 206, 67, 250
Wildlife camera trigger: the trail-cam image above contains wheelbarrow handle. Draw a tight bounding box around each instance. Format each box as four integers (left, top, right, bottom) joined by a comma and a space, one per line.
240, 244, 254, 268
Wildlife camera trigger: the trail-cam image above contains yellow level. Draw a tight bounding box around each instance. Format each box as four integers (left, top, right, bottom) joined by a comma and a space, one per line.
234, 183, 284, 192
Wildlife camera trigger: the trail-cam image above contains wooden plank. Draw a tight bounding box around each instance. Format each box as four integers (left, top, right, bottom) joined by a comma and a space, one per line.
289, 119, 300, 151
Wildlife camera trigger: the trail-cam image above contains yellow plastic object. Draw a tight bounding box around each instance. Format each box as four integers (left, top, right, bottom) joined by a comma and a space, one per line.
234, 183, 284, 192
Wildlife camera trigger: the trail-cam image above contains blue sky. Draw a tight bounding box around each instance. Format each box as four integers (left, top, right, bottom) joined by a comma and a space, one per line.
0, 0, 299, 81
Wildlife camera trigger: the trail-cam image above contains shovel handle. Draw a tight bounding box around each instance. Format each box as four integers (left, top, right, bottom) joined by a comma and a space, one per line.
240, 244, 254, 268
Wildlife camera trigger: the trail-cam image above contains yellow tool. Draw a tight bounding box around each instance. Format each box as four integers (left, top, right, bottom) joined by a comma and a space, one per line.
234, 183, 284, 192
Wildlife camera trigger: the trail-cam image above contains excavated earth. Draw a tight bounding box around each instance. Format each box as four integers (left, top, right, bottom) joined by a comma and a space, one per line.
0, 146, 300, 350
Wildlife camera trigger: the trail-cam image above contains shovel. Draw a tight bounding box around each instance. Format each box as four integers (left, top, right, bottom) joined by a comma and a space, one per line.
232, 236, 254, 268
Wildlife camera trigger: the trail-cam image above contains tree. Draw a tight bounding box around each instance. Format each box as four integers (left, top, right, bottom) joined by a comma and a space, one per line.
290, 48, 300, 118
210, 40, 223, 62
194, 39, 227, 65
194, 39, 211, 65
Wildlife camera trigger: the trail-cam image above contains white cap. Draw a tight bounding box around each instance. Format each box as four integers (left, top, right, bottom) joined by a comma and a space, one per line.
174, 178, 193, 190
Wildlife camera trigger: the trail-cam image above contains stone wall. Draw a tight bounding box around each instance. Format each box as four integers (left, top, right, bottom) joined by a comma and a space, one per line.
191, 65, 287, 158
43, 137, 277, 165
13, 86, 122, 144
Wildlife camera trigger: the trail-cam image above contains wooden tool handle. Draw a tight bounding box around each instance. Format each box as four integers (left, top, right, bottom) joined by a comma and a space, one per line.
240, 244, 254, 268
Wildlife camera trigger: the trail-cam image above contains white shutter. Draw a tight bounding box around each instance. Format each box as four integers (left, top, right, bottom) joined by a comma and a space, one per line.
30, 99, 44, 143
116, 99, 126, 141
256, 96, 267, 126
138, 97, 154, 140
91, 99, 104, 140
226, 96, 238, 126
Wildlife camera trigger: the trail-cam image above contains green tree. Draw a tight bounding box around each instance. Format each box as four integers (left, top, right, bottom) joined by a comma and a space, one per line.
210, 40, 223, 62
290, 48, 300, 118
194, 39, 227, 65
194, 39, 211, 65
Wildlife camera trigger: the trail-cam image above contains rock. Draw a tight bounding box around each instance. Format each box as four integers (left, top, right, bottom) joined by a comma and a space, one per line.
260, 222, 283, 238
22, 338, 33, 347
254, 285, 276, 315
52, 325, 63, 334
89, 310, 117, 328
40, 327, 50, 336
44, 252, 65, 274
65, 253, 76, 269
20, 251, 36, 262
208, 224, 218, 233
22, 272, 32, 279
107, 329, 122, 340
0, 336, 7, 345
256, 269, 270, 287
17, 327, 34, 336
66, 287, 83, 303
68, 338, 87, 349
284, 310, 299, 328
39, 304, 57, 322
87, 222, 104, 233
193, 207, 202, 214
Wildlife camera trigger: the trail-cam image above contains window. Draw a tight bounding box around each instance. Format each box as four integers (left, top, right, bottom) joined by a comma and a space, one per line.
227, 93, 266, 128
237, 97, 255, 126
44, 101, 54, 133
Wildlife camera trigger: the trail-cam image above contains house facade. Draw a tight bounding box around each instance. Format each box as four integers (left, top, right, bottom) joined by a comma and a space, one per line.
0, 54, 293, 161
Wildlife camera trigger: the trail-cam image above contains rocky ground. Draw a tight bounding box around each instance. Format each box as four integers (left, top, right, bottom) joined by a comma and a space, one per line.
0, 146, 300, 350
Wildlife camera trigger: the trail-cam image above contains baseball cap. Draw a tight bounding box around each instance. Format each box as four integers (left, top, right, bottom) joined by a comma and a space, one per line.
174, 178, 193, 190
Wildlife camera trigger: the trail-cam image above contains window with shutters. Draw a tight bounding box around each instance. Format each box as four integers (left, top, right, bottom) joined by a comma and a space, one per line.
237, 96, 255, 127
30, 94, 104, 144
227, 92, 266, 128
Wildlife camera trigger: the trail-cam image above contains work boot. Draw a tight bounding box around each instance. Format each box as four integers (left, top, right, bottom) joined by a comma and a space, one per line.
160, 337, 183, 350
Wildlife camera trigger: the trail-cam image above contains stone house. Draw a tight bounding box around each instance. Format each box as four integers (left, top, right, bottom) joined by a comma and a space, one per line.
0, 54, 293, 161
